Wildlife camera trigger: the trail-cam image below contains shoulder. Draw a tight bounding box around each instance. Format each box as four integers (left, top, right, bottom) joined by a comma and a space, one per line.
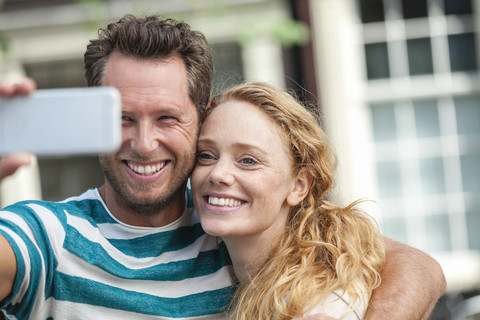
1, 189, 105, 225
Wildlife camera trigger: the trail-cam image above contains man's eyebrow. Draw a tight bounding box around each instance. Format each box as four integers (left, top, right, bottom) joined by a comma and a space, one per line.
121, 105, 184, 115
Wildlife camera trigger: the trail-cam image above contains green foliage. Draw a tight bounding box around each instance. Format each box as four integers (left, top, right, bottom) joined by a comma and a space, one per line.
0, 32, 8, 54
74, 0, 105, 13
271, 19, 309, 47
75, 0, 103, 4
238, 18, 309, 48
74, 0, 107, 31
0, 0, 7, 55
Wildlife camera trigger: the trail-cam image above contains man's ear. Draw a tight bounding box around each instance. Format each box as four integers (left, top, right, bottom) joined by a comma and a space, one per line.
287, 168, 313, 207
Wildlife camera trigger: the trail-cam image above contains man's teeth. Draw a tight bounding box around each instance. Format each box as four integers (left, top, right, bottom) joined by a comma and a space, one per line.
128, 162, 165, 175
208, 196, 242, 207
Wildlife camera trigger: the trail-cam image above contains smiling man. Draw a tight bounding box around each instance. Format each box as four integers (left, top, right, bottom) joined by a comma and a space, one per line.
98, 52, 198, 226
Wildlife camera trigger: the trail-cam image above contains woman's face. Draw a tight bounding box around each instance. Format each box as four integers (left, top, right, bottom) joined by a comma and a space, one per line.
191, 100, 300, 240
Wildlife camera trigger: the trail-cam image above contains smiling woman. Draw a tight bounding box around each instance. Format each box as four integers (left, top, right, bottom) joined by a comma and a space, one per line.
193, 99, 296, 244
191, 82, 386, 320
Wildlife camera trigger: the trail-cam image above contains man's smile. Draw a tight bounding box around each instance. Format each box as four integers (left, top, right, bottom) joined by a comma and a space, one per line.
126, 160, 168, 175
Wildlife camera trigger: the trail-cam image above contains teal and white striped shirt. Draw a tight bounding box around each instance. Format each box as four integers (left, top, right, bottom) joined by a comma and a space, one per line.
0, 189, 234, 319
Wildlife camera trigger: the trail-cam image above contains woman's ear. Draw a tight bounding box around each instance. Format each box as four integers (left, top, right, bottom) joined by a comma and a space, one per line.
287, 168, 313, 207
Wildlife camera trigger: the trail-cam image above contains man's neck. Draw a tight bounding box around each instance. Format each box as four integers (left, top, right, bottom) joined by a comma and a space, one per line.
98, 185, 186, 227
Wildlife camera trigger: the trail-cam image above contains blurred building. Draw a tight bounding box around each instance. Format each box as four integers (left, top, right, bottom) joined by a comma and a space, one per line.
0, 0, 479, 317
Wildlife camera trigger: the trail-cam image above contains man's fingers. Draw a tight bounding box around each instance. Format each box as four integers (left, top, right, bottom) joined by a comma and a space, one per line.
0, 78, 37, 96
0, 79, 37, 181
15, 78, 37, 94
0, 153, 34, 180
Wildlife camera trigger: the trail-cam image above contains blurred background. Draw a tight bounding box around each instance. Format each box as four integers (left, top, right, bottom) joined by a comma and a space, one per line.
0, 0, 479, 318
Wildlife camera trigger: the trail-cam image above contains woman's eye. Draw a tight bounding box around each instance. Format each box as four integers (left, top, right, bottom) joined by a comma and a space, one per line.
196, 152, 215, 163
240, 157, 258, 166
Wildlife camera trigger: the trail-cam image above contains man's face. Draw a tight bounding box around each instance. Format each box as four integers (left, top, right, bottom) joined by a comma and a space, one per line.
99, 52, 199, 221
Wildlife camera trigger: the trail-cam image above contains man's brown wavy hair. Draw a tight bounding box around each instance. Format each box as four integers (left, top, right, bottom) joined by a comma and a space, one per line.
84, 14, 213, 117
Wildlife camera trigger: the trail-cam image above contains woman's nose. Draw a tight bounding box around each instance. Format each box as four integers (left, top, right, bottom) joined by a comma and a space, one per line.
208, 160, 235, 186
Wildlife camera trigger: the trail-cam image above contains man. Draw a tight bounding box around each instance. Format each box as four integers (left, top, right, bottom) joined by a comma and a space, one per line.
0, 14, 445, 319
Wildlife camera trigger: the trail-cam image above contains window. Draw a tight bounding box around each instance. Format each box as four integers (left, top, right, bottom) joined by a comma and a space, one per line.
359, 0, 385, 23
448, 33, 477, 72
401, 0, 428, 19
426, 214, 451, 251
455, 96, 480, 135
460, 154, 480, 192
413, 99, 440, 138
369, 94, 480, 252
371, 102, 397, 141
376, 161, 403, 198
359, 0, 479, 254
360, 0, 476, 82
419, 157, 445, 194
407, 38, 433, 75
467, 206, 480, 250
444, 0, 472, 15
365, 42, 390, 79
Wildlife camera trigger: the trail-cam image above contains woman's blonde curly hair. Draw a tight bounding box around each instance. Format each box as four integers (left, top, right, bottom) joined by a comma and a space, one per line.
208, 82, 385, 320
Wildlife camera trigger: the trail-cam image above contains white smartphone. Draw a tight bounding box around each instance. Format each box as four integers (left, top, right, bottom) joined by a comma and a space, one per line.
0, 87, 122, 156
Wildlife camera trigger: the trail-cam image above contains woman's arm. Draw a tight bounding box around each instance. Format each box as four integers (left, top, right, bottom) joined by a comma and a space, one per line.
365, 237, 446, 319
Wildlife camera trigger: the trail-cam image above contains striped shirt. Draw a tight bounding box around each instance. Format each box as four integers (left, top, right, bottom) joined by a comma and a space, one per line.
0, 189, 234, 319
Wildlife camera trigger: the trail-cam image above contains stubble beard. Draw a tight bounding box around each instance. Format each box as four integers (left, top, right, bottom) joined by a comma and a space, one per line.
98, 151, 195, 216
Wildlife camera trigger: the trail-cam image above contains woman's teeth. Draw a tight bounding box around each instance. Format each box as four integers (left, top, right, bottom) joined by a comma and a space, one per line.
208, 196, 242, 207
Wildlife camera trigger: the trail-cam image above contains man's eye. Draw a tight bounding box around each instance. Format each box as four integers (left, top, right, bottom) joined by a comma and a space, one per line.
158, 116, 176, 122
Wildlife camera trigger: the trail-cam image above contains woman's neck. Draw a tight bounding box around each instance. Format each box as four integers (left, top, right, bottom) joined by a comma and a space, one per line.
224, 237, 268, 281
223, 226, 285, 281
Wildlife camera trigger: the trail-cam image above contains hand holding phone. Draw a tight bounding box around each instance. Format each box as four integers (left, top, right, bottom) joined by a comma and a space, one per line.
0, 87, 121, 156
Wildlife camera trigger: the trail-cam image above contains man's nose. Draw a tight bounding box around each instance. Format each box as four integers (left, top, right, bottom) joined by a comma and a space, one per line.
131, 123, 159, 155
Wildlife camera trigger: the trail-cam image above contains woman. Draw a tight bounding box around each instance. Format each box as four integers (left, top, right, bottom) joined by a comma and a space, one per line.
191, 82, 385, 320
